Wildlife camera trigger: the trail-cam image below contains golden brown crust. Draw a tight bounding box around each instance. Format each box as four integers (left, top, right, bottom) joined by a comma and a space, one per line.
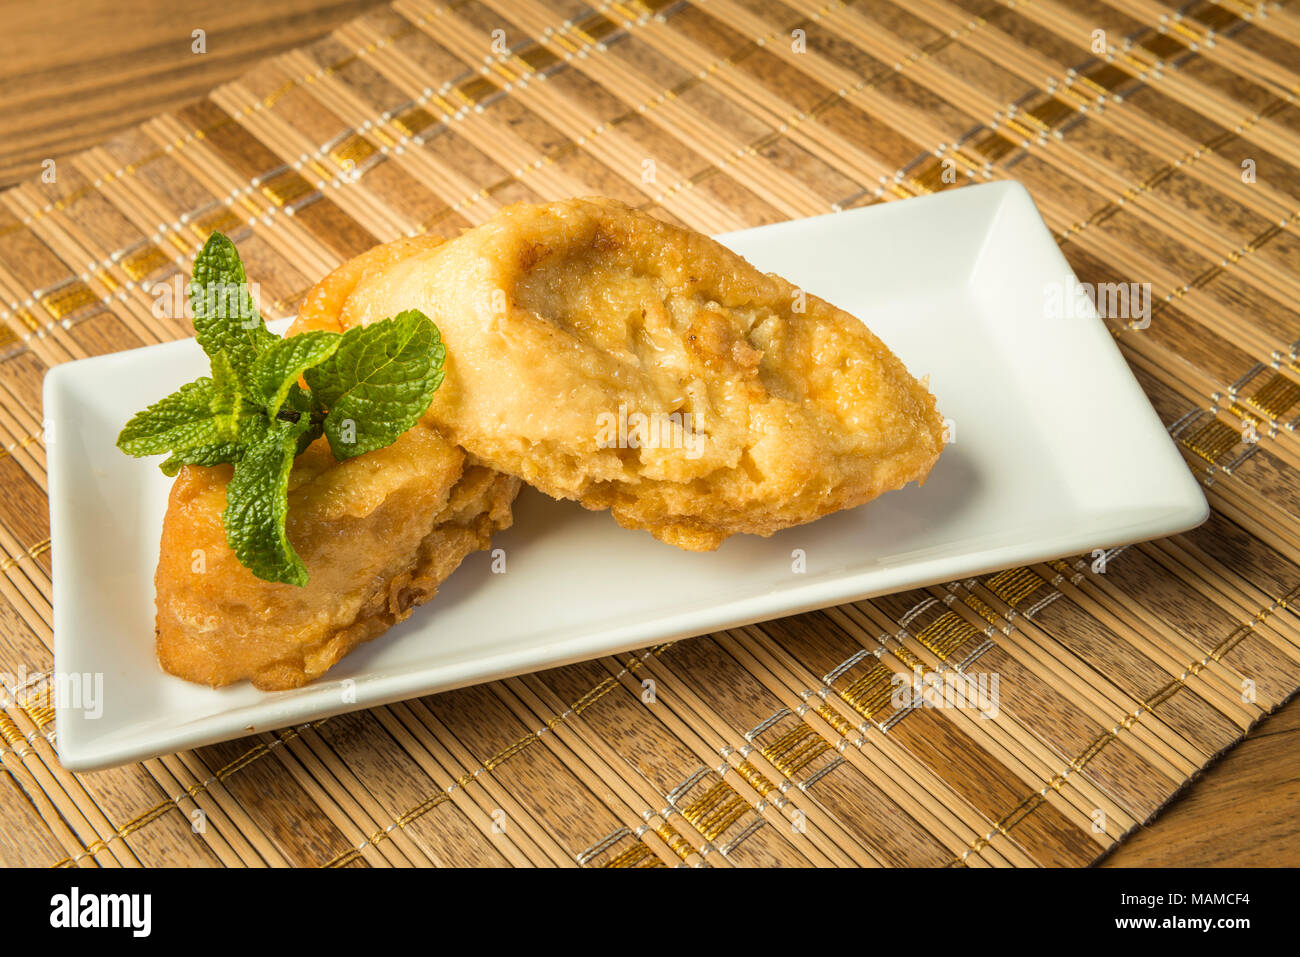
154, 426, 520, 690
294, 234, 446, 335
291, 198, 945, 551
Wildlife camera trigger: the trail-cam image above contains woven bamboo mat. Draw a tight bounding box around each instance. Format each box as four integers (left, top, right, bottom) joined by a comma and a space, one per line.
1, 0, 1298, 868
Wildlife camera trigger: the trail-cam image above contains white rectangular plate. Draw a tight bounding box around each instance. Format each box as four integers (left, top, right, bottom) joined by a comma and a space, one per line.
47, 181, 1206, 770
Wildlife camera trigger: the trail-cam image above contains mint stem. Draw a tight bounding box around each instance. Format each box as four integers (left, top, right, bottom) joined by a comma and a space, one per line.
275, 409, 326, 425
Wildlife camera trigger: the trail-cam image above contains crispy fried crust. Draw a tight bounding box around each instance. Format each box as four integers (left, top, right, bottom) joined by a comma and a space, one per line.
290, 197, 945, 550
296, 233, 446, 334
155, 426, 520, 690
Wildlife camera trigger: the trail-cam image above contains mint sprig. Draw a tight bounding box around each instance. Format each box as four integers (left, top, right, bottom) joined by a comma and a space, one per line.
117, 232, 446, 586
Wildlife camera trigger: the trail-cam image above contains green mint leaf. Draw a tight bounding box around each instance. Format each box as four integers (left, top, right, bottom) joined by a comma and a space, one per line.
249, 331, 340, 418
117, 379, 225, 457
209, 351, 251, 441
304, 310, 445, 460
160, 443, 243, 477
190, 231, 276, 390
221, 417, 311, 586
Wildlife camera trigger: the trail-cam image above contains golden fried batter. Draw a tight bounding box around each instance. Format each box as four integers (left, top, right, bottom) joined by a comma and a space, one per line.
291, 198, 945, 550
155, 426, 519, 690
296, 233, 446, 334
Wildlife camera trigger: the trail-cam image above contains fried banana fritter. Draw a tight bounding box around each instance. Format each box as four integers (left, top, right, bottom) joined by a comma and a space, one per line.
291, 197, 945, 551
155, 426, 519, 690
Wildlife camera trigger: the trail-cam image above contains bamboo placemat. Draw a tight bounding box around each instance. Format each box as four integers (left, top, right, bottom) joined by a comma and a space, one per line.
1, 0, 1298, 868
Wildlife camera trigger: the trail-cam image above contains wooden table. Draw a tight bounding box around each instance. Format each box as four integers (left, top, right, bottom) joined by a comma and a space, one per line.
2, 0, 1296, 868
0, 0, 387, 187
